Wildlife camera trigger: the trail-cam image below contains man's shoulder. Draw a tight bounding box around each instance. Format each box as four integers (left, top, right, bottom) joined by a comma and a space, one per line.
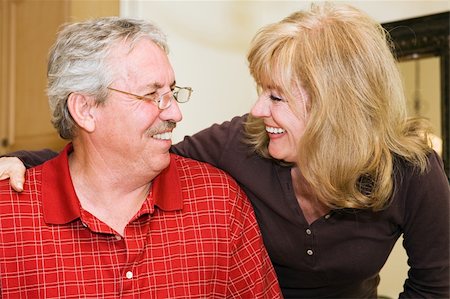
170, 154, 249, 215
172, 154, 240, 189
173, 154, 229, 174
0, 166, 43, 217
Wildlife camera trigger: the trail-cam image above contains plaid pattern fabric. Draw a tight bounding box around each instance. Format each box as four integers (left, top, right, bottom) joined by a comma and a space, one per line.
0, 145, 281, 298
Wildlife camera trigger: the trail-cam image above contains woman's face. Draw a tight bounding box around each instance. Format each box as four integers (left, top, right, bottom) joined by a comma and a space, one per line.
250, 85, 309, 163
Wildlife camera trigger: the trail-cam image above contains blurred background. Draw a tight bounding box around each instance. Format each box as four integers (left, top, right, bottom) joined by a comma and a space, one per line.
1, 1, 449, 297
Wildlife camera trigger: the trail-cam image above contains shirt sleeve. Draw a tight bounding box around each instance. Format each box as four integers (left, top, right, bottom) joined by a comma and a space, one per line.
171, 115, 247, 168
400, 151, 450, 298
226, 181, 282, 298
4, 149, 58, 168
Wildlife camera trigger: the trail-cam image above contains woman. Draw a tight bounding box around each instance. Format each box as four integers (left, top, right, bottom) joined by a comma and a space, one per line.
1, 3, 449, 298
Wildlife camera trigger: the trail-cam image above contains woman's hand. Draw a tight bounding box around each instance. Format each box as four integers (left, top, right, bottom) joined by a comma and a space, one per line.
0, 157, 26, 192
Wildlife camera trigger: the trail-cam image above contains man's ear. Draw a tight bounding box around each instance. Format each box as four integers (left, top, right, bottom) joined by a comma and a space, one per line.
67, 93, 96, 133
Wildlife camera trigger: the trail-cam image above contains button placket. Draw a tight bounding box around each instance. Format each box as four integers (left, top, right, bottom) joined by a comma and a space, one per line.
120, 268, 135, 295
306, 227, 314, 257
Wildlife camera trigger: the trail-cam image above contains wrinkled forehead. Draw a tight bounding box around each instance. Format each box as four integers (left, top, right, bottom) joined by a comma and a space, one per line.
110, 38, 175, 85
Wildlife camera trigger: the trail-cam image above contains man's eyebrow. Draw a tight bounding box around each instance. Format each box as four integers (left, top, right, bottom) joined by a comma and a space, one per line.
145, 82, 162, 89
145, 81, 177, 89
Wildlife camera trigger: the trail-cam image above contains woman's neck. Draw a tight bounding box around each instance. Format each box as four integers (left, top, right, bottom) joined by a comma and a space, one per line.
291, 167, 330, 225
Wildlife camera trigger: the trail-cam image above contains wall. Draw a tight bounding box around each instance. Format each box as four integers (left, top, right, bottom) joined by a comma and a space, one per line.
399, 57, 442, 155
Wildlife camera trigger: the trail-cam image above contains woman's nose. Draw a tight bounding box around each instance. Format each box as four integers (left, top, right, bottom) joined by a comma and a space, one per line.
250, 95, 271, 118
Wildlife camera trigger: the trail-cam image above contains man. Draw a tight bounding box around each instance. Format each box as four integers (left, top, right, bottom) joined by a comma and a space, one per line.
0, 17, 281, 298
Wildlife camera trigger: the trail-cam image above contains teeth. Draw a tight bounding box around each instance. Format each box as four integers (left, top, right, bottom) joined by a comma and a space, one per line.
266, 126, 285, 134
152, 132, 172, 140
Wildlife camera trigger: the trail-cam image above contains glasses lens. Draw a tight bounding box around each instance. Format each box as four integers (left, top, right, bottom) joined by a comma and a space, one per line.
174, 88, 191, 103
159, 93, 173, 110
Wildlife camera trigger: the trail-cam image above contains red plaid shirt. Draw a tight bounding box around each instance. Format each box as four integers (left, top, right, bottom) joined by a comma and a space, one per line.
0, 145, 281, 298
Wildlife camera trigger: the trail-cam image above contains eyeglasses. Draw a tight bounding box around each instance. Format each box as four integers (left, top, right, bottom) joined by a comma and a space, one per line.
107, 86, 193, 110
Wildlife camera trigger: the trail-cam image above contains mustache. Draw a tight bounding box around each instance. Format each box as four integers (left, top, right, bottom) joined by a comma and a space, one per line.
145, 121, 177, 136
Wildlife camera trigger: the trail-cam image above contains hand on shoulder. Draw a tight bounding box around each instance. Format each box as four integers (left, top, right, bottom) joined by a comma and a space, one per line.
0, 156, 26, 192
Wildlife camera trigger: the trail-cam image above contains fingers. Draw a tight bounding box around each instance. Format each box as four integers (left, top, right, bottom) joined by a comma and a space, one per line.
0, 157, 26, 192
11, 177, 24, 192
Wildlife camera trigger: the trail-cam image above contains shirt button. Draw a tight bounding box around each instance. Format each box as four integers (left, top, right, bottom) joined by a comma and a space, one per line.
115, 235, 122, 241
307, 249, 313, 256
324, 214, 331, 219
126, 271, 133, 279
306, 228, 312, 235
81, 222, 88, 228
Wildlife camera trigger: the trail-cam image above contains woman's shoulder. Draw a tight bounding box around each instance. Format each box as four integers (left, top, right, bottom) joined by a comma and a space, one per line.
392, 150, 449, 209
394, 150, 447, 181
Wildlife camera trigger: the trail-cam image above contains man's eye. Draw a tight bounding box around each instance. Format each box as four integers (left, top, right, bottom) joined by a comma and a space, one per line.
269, 95, 284, 102
142, 92, 157, 100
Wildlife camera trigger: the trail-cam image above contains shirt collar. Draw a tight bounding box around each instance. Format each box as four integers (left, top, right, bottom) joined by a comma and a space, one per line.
151, 153, 183, 211
42, 143, 183, 225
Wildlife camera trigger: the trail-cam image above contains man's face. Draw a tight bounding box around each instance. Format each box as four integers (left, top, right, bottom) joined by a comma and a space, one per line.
95, 38, 182, 174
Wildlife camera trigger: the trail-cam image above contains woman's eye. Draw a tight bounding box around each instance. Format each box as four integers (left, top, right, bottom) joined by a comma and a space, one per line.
269, 95, 284, 102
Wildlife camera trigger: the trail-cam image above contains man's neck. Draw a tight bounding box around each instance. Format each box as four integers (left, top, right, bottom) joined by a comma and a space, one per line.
68, 148, 155, 236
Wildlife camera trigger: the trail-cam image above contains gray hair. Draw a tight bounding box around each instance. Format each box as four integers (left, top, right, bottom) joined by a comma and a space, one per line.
47, 17, 169, 139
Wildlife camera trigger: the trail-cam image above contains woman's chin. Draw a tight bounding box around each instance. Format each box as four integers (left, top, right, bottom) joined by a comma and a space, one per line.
268, 148, 296, 163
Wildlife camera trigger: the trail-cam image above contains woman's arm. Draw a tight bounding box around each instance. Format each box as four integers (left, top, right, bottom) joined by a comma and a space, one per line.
4, 149, 58, 168
400, 151, 449, 298
171, 114, 247, 169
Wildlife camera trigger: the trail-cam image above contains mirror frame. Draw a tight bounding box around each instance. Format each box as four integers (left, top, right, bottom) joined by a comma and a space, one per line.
382, 11, 450, 179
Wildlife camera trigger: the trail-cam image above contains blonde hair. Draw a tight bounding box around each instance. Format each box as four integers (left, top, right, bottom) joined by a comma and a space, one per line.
245, 3, 432, 210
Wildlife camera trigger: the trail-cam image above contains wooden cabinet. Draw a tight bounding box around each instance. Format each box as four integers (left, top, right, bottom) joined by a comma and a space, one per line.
0, 0, 119, 155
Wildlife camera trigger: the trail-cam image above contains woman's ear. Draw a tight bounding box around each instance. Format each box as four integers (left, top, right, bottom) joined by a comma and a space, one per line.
67, 93, 96, 133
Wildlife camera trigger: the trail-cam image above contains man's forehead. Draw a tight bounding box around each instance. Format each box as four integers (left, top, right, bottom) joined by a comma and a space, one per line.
110, 39, 175, 87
